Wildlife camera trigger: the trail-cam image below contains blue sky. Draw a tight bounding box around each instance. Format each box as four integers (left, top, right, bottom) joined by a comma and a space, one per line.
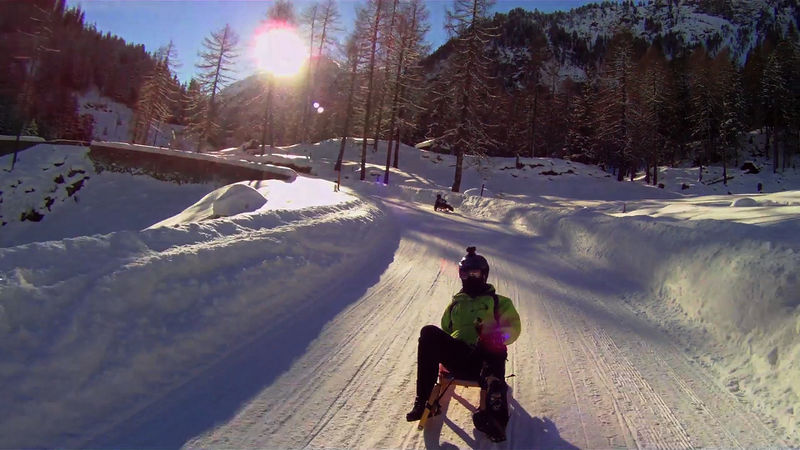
65, 0, 597, 84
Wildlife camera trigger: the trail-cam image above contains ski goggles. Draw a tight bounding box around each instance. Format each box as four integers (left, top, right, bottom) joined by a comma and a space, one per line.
459, 268, 483, 280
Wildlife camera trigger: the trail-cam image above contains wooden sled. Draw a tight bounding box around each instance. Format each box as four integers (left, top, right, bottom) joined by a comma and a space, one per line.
417, 364, 485, 430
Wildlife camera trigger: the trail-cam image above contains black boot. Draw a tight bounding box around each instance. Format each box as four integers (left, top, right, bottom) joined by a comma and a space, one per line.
473, 378, 508, 442
406, 398, 426, 422
473, 410, 506, 442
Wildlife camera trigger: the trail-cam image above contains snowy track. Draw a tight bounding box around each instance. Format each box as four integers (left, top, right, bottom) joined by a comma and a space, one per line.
172, 198, 785, 449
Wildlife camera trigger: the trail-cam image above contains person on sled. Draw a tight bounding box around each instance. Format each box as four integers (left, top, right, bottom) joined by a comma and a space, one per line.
434, 194, 454, 212
406, 246, 521, 442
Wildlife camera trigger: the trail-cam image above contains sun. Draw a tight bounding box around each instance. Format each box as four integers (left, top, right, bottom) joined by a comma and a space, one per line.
252, 23, 307, 77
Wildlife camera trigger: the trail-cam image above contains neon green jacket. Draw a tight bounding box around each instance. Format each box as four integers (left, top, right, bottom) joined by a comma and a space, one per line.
441, 284, 521, 347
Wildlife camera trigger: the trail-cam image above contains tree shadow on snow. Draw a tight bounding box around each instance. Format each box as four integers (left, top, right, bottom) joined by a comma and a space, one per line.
423, 386, 579, 450
84, 231, 401, 449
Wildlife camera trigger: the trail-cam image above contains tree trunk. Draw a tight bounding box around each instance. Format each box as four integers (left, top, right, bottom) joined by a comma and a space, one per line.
529, 88, 538, 158
360, 0, 384, 181
260, 77, 274, 155
335, 56, 360, 173
773, 128, 779, 173
653, 156, 658, 186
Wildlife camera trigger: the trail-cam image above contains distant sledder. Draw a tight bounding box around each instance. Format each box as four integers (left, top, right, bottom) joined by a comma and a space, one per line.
434, 194, 454, 212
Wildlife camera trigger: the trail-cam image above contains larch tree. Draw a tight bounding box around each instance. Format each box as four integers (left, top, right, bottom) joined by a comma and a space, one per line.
441, 0, 498, 192
358, 0, 386, 181
521, 30, 550, 159
595, 32, 636, 181
195, 24, 239, 151
335, 33, 366, 185
259, 0, 297, 154
183, 78, 209, 151
385, 0, 429, 174
762, 40, 799, 173
372, 0, 399, 155
132, 41, 178, 145
299, 0, 340, 143
719, 53, 745, 182
632, 44, 670, 185
564, 77, 599, 164
9, 0, 63, 169
688, 46, 724, 181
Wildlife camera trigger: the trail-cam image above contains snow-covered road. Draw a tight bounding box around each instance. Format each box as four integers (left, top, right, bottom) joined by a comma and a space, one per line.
84, 197, 785, 449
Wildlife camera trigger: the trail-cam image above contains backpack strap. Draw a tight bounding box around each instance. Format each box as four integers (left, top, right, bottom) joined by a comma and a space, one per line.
445, 300, 457, 332
491, 293, 500, 323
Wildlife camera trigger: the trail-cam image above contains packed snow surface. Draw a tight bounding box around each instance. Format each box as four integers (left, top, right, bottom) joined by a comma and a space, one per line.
1, 139, 798, 448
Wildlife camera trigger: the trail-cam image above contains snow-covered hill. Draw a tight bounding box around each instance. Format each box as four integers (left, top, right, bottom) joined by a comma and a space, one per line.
0, 139, 798, 448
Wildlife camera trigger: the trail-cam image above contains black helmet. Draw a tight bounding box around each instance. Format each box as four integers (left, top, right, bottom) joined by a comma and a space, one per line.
458, 246, 489, 281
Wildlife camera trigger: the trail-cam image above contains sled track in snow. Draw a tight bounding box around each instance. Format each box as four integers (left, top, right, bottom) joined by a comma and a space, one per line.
533, 252, 785, 449
183, 199, 786, 449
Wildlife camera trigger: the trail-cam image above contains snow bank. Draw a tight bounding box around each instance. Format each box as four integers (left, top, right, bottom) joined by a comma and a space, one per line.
149, 183, 266, 228
0, 194, 395, 448
0, 145, 216, 247
456, 192, 800, 436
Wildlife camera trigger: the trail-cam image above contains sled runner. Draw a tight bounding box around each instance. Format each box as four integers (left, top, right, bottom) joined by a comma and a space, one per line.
417, 364, 483, 430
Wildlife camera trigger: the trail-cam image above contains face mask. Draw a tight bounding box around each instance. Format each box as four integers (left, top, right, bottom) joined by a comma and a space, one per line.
462, 277, 486, 296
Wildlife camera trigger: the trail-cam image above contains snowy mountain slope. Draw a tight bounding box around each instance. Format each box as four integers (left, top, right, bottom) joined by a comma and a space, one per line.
561, 0, 798, 63
0, 140, 798, 447
446, 0, 800, 85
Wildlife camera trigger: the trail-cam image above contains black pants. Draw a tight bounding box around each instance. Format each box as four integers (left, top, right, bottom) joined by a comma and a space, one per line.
415, 325, 506, 401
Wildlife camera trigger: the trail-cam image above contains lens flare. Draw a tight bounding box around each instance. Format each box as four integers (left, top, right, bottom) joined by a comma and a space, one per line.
252, 23, 307, 77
